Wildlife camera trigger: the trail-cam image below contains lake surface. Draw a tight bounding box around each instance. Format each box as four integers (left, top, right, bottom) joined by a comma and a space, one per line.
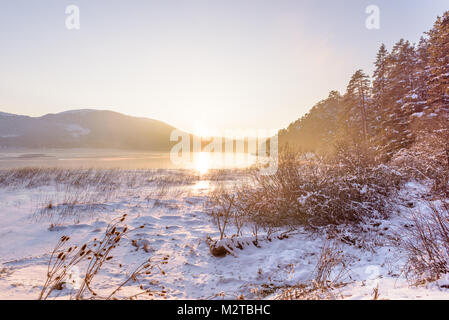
0, 148, 259, 171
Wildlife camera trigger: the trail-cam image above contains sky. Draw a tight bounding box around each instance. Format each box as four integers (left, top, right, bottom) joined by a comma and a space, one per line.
1, 0, 448, 136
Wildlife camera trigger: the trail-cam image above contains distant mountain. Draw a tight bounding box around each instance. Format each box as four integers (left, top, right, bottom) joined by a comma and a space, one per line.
0, 109, 185, 151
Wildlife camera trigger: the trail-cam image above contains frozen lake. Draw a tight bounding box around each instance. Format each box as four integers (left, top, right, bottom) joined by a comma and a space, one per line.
0, 148, 259, 171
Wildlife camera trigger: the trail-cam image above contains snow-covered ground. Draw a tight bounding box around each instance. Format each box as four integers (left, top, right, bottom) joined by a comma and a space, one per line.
0, 170, 447, 300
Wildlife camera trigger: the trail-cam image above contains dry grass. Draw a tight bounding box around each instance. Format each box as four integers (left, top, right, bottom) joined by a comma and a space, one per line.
6, 168, 200, 223
275, 240, 350, 300
313, 240, 349, 287
403, 201, 449, 284
205, 147, 402, 243
206, 184, 236, 240
34, 186, 110, 223
392, 131, 449, 198
39, 214, 168, 300
0, 167, 198, 191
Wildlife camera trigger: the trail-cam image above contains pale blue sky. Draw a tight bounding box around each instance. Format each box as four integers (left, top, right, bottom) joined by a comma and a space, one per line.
1, 1, 448, 135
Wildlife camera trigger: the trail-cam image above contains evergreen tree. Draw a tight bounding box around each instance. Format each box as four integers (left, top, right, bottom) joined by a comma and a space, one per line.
341, 70, 371, 145
279, 11, 448, 166
375, 40, 417, 159
426, 11, 449, 168
372, 43, 389, 108
414, 36, 431, 106
372, 44, 391, 155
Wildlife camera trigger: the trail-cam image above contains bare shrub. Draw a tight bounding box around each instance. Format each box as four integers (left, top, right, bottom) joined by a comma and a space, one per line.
227, 146, 401, 229
403, 201, 449, 284
206, 185, 236, 240
392, 131, 449, 198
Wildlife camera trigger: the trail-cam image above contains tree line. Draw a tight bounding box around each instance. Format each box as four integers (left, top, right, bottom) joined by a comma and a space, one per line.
279, 11, 449, 166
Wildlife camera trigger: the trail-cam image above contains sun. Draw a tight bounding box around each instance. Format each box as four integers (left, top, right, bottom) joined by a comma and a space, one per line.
195, 152, 210, 175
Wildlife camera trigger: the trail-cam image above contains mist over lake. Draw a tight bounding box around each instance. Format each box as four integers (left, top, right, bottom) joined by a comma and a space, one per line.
0, 148, 260, 171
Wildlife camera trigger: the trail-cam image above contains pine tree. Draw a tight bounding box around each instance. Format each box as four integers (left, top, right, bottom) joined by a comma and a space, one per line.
374, 40, 418, 159
372, 44, 389, 108
342, 70, 371, 145
372, 44, 390, 155
426, 11, 449, 169
404, 37, 430, 135
279, 11, 448, 168
427, 12, 449, 115
414, 36, 431, 106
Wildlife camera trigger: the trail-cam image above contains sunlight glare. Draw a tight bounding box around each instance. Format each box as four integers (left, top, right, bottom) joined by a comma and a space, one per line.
195, 152, 210, 175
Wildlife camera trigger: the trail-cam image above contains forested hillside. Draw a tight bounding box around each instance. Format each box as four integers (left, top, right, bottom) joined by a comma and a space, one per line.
279, 11, 448, 164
